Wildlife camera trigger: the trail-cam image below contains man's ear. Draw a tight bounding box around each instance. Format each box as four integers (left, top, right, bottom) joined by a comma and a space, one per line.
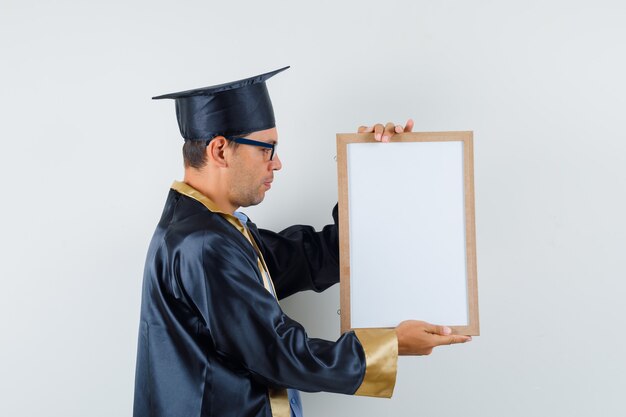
206, 136, 228, 167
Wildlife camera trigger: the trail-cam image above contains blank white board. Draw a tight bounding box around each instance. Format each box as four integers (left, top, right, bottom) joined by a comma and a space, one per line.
337, 132, 479, 335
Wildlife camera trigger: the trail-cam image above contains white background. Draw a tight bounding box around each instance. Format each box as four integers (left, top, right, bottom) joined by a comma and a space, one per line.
1, 1, 625, 416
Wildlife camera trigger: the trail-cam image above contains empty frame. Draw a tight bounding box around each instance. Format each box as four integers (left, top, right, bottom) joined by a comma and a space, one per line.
337, 132, 479, 336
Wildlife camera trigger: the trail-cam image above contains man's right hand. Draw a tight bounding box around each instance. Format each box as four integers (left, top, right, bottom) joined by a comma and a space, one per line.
396, 320, 472, 356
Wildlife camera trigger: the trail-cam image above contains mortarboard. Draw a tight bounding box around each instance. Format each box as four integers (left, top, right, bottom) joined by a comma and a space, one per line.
153, 66, 289, 141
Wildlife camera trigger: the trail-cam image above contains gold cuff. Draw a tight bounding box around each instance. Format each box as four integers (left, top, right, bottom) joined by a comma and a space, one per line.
353, 328, 398, 398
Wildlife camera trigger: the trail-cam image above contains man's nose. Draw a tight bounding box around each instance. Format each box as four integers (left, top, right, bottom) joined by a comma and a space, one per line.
272, 154, 282, 171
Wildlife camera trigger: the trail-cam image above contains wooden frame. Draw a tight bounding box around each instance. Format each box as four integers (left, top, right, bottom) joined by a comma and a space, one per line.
337, 131, 479, 336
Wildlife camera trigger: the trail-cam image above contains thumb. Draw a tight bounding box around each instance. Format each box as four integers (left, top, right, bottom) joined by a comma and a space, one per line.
426, 324, 452, 336
404, 118, 414, 133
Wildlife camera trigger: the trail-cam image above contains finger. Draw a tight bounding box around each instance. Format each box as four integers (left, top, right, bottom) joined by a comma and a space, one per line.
404, 118, 414, 133
394, 124, 403, 133
441, 335, 472, 346
373, 124, 384, 141
358, 125, 374, 133
382, 122, 395, 142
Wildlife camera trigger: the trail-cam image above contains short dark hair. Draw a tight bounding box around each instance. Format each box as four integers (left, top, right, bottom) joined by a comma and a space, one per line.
182, 140, 207, 169
182, 135, 244, 169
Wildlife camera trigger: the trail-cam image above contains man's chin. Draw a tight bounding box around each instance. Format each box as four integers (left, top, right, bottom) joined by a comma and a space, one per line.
238, 194, 265, 208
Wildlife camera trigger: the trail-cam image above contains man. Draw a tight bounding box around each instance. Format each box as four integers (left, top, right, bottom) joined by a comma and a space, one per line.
133, 66, 471, 417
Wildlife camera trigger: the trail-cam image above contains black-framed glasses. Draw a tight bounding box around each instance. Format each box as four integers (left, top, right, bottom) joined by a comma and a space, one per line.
225, 136, 277, 161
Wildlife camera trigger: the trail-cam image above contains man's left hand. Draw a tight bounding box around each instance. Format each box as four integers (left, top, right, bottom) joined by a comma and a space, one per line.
357, 119, 414, 142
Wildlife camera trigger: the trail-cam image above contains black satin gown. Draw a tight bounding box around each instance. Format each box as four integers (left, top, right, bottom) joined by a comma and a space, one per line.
133, 189, 367, 417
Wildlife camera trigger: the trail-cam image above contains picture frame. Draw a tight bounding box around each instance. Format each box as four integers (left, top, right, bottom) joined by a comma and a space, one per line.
336, 131, 479, 336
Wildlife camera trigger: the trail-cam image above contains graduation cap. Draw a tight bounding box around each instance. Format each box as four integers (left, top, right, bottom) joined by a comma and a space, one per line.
153, 66, 289, 141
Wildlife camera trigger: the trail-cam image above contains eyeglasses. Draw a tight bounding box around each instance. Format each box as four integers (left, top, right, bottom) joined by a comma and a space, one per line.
225, 136, 277, 161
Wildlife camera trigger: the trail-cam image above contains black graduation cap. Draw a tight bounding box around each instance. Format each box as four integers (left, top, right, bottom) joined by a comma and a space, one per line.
153, 66, 289, 141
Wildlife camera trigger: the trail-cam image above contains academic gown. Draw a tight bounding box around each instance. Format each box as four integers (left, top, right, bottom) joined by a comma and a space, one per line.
133, 182, 397, 417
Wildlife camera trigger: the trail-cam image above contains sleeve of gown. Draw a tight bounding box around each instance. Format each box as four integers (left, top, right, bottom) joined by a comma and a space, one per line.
252, 205, 340, 299
181, 230, 397, 397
